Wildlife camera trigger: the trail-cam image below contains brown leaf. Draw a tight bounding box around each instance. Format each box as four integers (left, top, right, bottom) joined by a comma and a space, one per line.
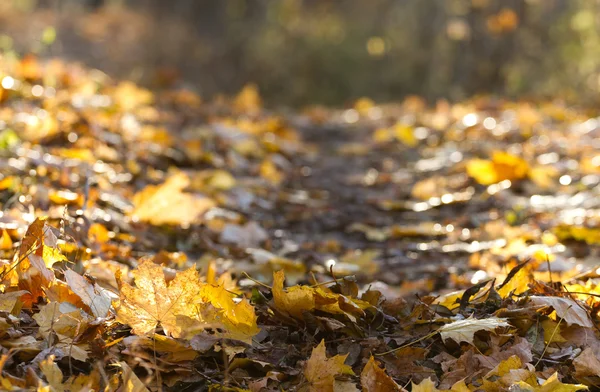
361, 356, 406, 392
529, 296, 593, 328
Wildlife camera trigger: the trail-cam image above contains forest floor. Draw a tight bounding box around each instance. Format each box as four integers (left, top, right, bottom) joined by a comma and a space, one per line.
0, 56, 598, 391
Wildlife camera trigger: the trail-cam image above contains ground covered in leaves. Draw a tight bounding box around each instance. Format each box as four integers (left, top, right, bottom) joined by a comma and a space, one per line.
0, 56, 600, 391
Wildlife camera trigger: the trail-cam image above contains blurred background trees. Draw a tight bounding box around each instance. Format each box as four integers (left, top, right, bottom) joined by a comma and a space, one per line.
1, 0, 600, 106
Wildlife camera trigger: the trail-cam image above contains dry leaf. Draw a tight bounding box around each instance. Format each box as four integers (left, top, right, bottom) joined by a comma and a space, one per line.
114, 260, 204, 337
411, 378, 438, 392
303, 340, 354, 392
438, 317, 510, 345
131, 172, 215, 226
273, 270, 315, 319
118, 361, 150, 392
115, 260, 259, 341
16, 218, 65, 307
361, 356, 406, 392
64, 269, 112, 318
573, 348, 600, 379
40, 355, 64, 392
511, 372, 588, 391
198, 284, 259, 343
529, 296, 593, 328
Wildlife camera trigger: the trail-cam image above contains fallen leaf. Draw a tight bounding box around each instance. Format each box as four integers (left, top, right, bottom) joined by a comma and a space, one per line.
511, 372, 588, 391
573, 348, 600, 379
198, 283, 260, 343
303, 340, 354, 392
40, 355, 65, 392
272, 270, 315, 319
115, 260, 259, 341
0, 230, 12, 250
438, 317, 510, 345
118, 361, 149, 392
411, 378, 438, 392
64, 269, 113, 318
529, 296, 593, 328
361, 356, 406, 392
114, 260, 204, 337
131, 172, 215, 226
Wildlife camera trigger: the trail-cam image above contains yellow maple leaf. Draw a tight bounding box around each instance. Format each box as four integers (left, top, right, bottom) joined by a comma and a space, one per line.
272, 270, 315, 319
272, 270, 369, 321
410, 379, 471, 392
114, 260, 204, 338
511, 372, 588, 391
361, 356, 406, 392
198, 284, 260, 343
303, 340, 354, 392
131, 172, 215, 226
411, 378, 437, 392
498, 267, 531, 298
466, 151, 529, 185
115, 260, 259, 341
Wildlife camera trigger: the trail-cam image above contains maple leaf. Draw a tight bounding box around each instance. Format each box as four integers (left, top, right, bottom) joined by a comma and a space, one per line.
438, 317, 510, 345
114, 260, 204, 337
511, 372, 588, 391
411, 378, 470, 392
272, 270, 369, 321
361, 356, 406, 392
115, 260, 259, 341
272, 270, 315, 318
198, 284, 260, 343
303, 340, 355, 392
481, 355, 537, 391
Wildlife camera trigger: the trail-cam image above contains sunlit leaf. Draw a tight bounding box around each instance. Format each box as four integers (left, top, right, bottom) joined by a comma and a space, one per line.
131, 172, 215, 226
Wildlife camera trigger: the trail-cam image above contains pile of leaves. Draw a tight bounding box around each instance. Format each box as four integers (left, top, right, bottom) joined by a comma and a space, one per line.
0, 55, 599, 391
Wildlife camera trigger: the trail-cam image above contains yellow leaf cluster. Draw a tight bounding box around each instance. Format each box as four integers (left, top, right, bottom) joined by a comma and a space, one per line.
114, 260, 259, 342
373, 124, 418, 147
466, 151, 529, 185
272, 270, 370, 321
553, 225, 600, 245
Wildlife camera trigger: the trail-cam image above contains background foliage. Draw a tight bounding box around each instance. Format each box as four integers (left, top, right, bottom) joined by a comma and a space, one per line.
2, 0, 600, 105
